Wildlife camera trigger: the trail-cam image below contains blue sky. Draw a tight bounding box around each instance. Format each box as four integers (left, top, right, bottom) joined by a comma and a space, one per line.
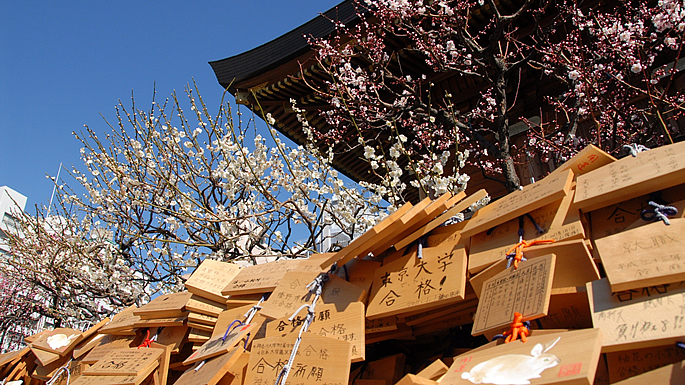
0, 0, 343, 209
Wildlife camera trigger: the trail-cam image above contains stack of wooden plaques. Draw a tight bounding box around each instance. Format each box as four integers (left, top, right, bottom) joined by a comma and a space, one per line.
3, 141, 685, 385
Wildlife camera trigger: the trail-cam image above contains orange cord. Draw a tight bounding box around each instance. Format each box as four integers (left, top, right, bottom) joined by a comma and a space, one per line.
501, 312, 529, 343
505, 239, 555, 269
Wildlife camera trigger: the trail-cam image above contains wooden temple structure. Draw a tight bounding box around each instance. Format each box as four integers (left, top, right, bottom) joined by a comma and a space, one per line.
208, 0, 683, 202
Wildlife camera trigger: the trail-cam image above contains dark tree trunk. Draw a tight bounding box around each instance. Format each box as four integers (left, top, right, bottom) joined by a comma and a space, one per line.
494, 63, 521, 193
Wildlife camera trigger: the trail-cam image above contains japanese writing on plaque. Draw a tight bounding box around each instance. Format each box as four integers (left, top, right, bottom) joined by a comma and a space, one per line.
258, 272, 364, 320
606, 344, 685, 383
222, 259, 304, 294
244, 334, 350, 385
472, 254, 556, 335
461, 169, 573, 238
589, 278, 685, 350
83, 348, 163, 376
185, 259, 241, 299
576, 141, 684, 210
266, 302, 365, 362
366, 245, 467, 319
595, 219, 684, 292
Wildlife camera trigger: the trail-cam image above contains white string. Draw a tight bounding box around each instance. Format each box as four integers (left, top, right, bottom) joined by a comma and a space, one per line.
274, 273, 328, 385
244, 294, 267, 324
46, 359, 73, 385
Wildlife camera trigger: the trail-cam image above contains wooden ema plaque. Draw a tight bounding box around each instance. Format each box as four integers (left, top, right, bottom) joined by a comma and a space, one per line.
366, 244, 467, 319
24, 329, 49, 344
425, 220, 468, 248
30, 345, 61, 366
547, 144, 616, 179
174, 346, 245, 385
211, 304, 257, 339
417, 359, 449, 381
154, 326, 189, 353
187, 322, 212, 333
402, 296, 478, 326
74, 333, 107, 359
366, 193, 456, 257
99, 306, 140, 335
587, 278, 685, 352
536, 287, 594, 331
188, 312, 218, 326
70, 374, 152, 385
366, 322, 414, 344
333, 258, 381, 295
0, 347, 28, 368
472, 254, 556, 336
610, 360, 685, 384
32, 351, 70, 380
133, 291, 192, 319
81, 335, 136, 365
460, 169, 574, 239
469, 239, 600, 299
226, 292, 268, 307
245, 333, 351, 385
396, 189, 488, 251
317, 201, 415, 270
395, 374, 438, 385
265, 302, 365, 362
221, 258, 305, 296
575, 140, 685, 212
258, 271, 366, 320
185, 259, 242, 304
42, 355, 84, 385
594, 218, 685, 292
226, 350, 250, 385
82, 348, 163, 376
133, 315, 187, 328
468, 190, 585, 274
365, 315, 397, 334
606, 343, 685, 383
360, 353, 406, 384
147, 342, 171, 385
589, 183, 685, 240
186, 294, 227, 317
188, 328, 211, 343
183, 323, 254, 365
30, 328, 83, 356
442, 328, 603, 385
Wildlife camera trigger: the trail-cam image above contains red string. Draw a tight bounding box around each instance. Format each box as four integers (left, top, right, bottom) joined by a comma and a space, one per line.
138, 329, 152, 348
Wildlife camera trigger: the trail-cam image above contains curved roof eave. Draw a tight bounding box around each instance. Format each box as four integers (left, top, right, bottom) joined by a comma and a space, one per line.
209, 0, 361, 92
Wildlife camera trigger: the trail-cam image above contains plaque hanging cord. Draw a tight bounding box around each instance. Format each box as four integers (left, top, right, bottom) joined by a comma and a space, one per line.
138, 327, 164, 348
492, 312, 530, 343
417, 235, 429, 259
194, 294, 269, 372
641, 200, 678, 225
45, 358, 73, 385
244, 293, 268, 324
505, 215, 553, 269
274, 270, 331, 385
623, 143, 650, 157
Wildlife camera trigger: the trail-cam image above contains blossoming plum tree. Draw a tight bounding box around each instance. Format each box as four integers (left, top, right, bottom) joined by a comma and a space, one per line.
530, 0, 684, 162
3, 84, 392, 331
307, 0, 684, 192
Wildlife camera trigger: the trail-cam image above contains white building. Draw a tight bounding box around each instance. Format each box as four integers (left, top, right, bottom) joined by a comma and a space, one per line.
0, 186, 27, 256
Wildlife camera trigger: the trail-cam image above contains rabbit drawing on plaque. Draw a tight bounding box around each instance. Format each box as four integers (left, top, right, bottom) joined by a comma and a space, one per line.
461, 337, 561, 385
